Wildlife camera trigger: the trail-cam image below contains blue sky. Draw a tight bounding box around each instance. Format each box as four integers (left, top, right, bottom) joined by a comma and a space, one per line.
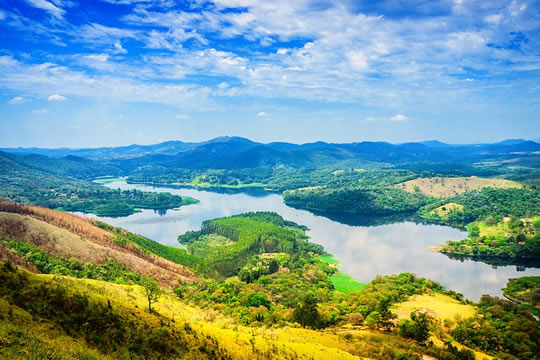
1, 0, 539, 147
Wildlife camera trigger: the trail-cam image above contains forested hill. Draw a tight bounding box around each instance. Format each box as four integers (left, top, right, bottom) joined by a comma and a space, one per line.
3, 137, 539, 170
0, 151, 198, 217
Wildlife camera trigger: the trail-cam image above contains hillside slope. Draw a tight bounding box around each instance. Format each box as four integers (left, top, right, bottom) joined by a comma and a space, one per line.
0, 201, 196, 288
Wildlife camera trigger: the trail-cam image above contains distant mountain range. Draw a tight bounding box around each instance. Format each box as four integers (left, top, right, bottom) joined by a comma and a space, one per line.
2, 137, 539, 170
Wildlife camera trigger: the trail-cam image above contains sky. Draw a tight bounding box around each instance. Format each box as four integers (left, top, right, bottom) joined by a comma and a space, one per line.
0, 0, 539, 147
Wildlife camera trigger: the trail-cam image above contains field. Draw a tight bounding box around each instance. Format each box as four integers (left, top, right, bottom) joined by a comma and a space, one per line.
428, 202, 464, 218
319, 254, 341, 265
476, 216, 540, 238
330, 273, 366, 294
397, 176, 522, 197
319, 255, 366, 293
92, 176, 128, 184
170, 176, 267, 189
392, 293, 476, 321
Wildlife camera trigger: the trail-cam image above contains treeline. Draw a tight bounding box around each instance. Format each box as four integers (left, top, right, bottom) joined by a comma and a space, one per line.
439, 218, 540, 259
283, 187, 428, 214
0, 153, 197, 216
96, 221, 209, 275
1, 237, 142, 284
503, 276, 540, 306
419, 188, 539, 226
452, 295, 539, 359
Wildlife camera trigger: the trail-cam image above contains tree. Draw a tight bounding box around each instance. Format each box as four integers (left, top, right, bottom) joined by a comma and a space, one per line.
293, 292, 321, 329
141, 276, 163, 313
399, 311, 432, 344
268, 259, 279, 274
377, 297, 396, 331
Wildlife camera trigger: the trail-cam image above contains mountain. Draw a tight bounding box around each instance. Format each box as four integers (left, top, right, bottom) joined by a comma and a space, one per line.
2, 138, 539, 172
492, 139, 527, 146
420, 140, 454, 148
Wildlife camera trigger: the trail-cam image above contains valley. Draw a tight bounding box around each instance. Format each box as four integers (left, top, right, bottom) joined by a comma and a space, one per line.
0, 137, 538, 359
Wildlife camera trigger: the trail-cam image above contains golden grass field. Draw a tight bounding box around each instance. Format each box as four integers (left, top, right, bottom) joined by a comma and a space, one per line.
396, 176, 522, 197
428, 202, 465, 217
392, 294, 476, 321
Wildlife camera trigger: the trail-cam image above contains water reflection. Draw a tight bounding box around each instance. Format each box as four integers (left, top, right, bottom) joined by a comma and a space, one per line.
85, 181, 540, 302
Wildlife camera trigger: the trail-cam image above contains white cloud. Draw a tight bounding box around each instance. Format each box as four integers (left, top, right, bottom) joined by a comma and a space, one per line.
389, 114, 409, 122
48, 94, 68, 101
85, 54, 109, 62
114, 40, 128, 54
32, 108, 48, 114
346, 51, 369, 71
484, 14, 502, 24
25, 0, 65, 18
2, 1, 539, 113
0, 56, 212, 109
175, 114, 190, 120
8, 96, 26, 104
256, 111, 269, 117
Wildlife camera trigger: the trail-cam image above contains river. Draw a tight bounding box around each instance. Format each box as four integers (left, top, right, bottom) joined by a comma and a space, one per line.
89, 181, 540, 301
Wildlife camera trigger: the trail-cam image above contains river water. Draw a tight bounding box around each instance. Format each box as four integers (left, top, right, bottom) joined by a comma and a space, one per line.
89, 181, 540, 301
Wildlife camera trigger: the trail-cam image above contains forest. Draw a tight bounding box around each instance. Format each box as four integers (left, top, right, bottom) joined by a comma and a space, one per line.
0, 152, 198, 216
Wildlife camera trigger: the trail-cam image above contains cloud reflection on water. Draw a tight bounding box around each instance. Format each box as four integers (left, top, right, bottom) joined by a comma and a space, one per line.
89, 182, 540, 301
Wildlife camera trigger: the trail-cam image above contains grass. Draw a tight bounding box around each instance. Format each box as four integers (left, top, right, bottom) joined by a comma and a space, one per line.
392, 293, 476, 321
31, 273, 386, 359
92, 176, 128, 184
330, 273, 366, 294
0, 211, 197, 288
319, 255, 341, 265
169, 176, 268, 189
476, 216, 539, 238
319, 255, 366, 294
428, 202, 464, 218
397, 176, 522, 197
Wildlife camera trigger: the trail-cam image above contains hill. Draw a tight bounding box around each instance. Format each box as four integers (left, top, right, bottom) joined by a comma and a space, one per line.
396, 176, 522, 197
0, 201, 198, 288
0, 151, 198, 216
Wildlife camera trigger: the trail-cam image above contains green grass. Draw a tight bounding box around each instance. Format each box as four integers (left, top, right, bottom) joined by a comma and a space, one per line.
319, 255, 365, 294
319, 255, 341, 265
170, 179, 268, 189
330, 273, 366, 294
92, 176, 127, 184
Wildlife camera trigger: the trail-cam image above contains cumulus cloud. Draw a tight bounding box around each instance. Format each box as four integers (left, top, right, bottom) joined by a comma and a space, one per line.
48, 94, 68, 101
256, 111, 269, 117
389, 114, 409, 122
8, 96, 26, 104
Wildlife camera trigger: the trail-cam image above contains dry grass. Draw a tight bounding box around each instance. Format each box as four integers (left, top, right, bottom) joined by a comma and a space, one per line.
428, 202, 464, 217
0, 200, 197, 288
396, 176, 521, 197
393, 294, 476, 321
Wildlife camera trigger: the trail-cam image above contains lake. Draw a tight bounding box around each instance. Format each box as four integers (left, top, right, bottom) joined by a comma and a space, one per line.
90, 181, 540, 301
